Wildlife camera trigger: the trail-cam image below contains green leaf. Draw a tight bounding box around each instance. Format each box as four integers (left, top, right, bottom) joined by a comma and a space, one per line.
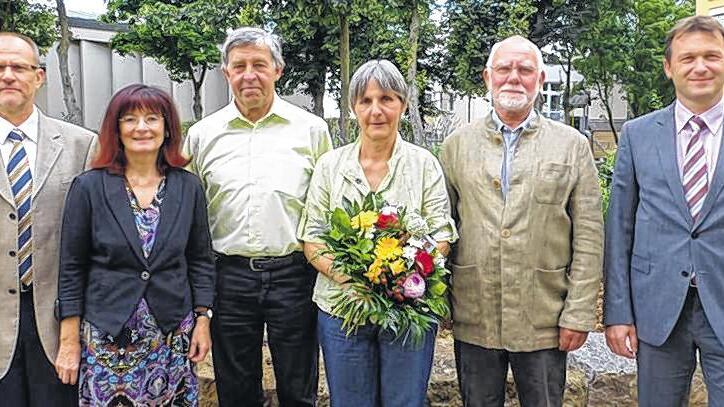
429, 281, 447, 296
330, 207, 352, 230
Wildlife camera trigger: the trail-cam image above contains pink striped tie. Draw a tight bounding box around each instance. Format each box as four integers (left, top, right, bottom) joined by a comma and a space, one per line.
683, 116, 708, 221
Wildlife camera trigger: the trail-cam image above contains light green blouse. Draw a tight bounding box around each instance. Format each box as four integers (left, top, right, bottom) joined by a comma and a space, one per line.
298, 135, 458, 314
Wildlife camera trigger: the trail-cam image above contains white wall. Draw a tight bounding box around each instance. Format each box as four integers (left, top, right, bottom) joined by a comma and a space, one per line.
38, 21, 235, 129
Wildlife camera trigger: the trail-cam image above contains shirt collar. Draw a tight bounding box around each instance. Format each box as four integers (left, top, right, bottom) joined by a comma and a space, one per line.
490, 107, 537, 133
675, 98, 724, 136
226, 93, 292, 127
0, 106, 38, 144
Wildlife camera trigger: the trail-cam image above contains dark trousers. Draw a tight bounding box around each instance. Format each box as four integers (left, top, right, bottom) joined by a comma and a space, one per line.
455, 340, 567, 407
637, 287, 724, 407
212, 253, 319, 407
0, 289, 77, 407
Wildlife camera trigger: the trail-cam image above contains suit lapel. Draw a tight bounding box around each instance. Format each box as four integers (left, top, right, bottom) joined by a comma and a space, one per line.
693, 119, 724, 229
33, 114, 63, 199
147, 171, 182, 263
102, 171, 147, 265
0, 152, 12, 207
655, 104, 694, 227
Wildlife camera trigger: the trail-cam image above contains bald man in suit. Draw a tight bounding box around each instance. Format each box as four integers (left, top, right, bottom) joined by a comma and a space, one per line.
0, 32, 96, 406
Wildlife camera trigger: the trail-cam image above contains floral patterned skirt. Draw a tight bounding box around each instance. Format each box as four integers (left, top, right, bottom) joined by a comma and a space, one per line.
79, 298, 198, 406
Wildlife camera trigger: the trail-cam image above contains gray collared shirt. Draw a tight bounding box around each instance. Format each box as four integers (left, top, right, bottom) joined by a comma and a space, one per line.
490, 108, 537, 198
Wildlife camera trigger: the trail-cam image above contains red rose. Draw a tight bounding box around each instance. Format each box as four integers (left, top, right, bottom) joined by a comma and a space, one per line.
414, 250, 434, 277
376, 213, 398, 229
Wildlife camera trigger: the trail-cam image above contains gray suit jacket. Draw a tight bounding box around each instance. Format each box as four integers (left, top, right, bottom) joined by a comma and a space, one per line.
0, 110, 96, 379
604, 103, 724, 346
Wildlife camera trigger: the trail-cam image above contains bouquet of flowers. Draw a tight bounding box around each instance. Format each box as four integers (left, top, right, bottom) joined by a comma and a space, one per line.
318, 192, 450, 345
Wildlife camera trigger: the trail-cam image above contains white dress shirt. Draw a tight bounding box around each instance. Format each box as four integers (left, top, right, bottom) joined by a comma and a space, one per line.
675, 99, 723, 184
0, 106, 39, 177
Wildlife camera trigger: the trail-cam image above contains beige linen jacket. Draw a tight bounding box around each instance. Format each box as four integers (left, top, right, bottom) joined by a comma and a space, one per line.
0, 111, 96, 378
439, 112, 603, 352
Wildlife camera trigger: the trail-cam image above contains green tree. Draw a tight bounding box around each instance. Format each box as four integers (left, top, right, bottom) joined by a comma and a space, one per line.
265, 0, 434, 145
531, 0, 600, 122
0, 0, 57, 54
439, 1, 503, 99
575, 0, 693, 142
622, 0, 693, 117
265, 1, 336, 117
575, 0, 630, 142
103, 0, 242, 120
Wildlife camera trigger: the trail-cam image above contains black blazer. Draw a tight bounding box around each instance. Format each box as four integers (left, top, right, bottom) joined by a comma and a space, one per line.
57, 168, 215, 337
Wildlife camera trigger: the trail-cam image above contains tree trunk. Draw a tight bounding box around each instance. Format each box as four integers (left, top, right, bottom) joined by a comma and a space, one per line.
55, 0, 83, 126
596, 81, 618, 144
563, 49, 572, 124
192, 82, 203, 121
191, 67, 207, 121
339, 12, 350, 143
406, 0, 425, 146
467, 95, 471, 123
312, 86, 325, 118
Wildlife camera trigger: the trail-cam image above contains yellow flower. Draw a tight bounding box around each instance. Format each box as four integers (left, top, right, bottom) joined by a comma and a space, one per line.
351, 211, 379, 230
389, 259, 406, 275
374, 237, 403, 261
364, 258, 384, 284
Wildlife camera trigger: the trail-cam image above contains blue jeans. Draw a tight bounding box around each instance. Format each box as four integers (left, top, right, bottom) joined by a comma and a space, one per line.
318, 309, 436, 407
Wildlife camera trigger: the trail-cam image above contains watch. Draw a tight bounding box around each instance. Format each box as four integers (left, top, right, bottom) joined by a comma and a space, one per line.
194, 308, 213, 319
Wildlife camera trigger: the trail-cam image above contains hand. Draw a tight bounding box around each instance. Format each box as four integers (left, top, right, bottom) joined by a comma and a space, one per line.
187, 317, 211, 363
558, 327, 588, 352
605, 324, 638, 359
55, 340, 81, 385
440, 318, 453, 331
331, 271, 351, 285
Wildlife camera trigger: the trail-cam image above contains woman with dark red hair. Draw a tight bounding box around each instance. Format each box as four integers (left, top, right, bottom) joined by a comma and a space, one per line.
54, 84, 215, 406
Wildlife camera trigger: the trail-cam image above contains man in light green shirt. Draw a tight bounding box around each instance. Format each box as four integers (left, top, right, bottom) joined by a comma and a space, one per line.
183, 27, 332, 407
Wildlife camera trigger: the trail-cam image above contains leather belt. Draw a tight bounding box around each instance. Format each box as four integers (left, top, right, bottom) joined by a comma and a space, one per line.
218, 252, 305, 272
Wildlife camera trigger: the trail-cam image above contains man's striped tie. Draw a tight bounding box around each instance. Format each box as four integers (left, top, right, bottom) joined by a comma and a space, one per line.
6, 129, 33, 290
683, 116, 708, 221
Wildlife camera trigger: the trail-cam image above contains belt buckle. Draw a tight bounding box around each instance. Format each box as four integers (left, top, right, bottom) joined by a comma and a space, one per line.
20, 284, 32, 293
249, 257, 265, 272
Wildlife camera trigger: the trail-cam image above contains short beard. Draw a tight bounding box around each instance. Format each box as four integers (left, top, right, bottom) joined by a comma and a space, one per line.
494, 92, 532, 111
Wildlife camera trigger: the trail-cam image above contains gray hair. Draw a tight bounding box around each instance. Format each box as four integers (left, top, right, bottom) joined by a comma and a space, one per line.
485, 35, 544, 73
0, 32, 41, 65
222, 27, 285, 70
349, 59, 408, 107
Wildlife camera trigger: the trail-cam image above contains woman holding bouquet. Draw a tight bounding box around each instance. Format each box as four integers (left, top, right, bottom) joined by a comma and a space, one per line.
299, 59, 457, 407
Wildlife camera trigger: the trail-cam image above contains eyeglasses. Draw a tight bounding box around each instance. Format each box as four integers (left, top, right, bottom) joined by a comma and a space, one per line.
491, 64, 538, 77
0, 63, 40, 75
119, 114, 163, 127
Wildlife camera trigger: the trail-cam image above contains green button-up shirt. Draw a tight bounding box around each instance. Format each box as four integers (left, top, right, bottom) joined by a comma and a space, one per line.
184, 96, 332, 257
298, 136, 458, 314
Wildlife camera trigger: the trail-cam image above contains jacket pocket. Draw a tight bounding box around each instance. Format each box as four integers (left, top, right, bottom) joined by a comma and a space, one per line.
527, 267, 568, 328
450, 263, 481, 325
534, 162, 571, 205
630, 254, 650, 275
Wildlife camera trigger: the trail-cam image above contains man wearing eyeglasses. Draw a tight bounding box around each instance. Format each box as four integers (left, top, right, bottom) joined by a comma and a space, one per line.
0, 32, 96, 406
439, 35, 603, 406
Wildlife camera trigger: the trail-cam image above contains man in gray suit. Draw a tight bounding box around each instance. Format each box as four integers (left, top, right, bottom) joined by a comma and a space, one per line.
605, 15, 724, 406
0, 32, 95, 406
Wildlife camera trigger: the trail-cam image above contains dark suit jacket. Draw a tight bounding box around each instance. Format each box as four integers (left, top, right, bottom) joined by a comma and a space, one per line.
57, 168, 215, 337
